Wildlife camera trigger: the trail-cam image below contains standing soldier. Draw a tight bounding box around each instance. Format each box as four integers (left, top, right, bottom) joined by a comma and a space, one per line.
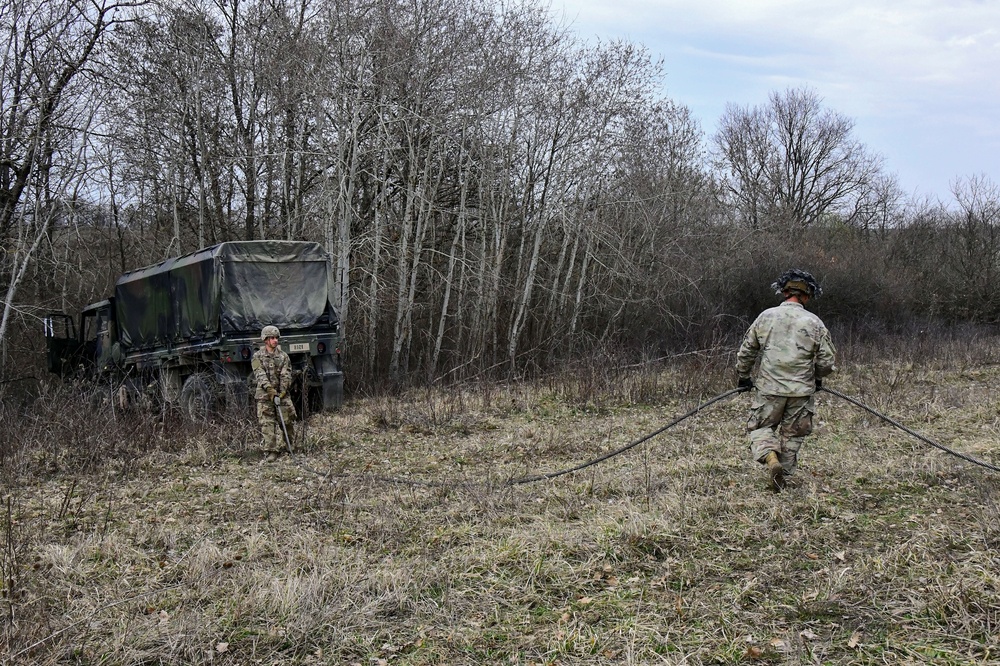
252, 325, 296, 461
736, 270, 836, 490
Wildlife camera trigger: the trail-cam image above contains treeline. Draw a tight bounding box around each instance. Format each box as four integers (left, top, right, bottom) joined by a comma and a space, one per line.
1, 0, 998, 390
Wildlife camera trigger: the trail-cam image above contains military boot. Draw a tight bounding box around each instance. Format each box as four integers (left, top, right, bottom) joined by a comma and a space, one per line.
764, 451, 785, 490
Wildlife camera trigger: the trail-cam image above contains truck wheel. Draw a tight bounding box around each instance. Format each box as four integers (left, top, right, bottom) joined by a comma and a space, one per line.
180, 373, 215, 421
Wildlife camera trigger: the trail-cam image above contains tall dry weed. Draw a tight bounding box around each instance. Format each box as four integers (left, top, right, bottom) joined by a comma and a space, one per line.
4, 340, 1000, 664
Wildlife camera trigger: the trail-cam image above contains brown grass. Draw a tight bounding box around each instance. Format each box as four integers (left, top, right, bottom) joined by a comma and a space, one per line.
2, 343, 1000, 665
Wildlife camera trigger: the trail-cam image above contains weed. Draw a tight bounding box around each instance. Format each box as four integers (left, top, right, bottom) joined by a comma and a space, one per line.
4, 340, 1000, 663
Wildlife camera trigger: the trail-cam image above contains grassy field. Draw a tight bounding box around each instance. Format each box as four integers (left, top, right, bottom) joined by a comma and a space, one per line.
2, 344, 999, 665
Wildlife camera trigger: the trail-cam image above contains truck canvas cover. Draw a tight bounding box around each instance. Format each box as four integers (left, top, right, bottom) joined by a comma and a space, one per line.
115, 241, 336, 351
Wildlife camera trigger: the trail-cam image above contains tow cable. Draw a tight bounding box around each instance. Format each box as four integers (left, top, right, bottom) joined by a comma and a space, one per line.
508, 384, 1000, 484
819, 386, 1000, 474
282, 384, 1000, 488
506, 387, 749, 485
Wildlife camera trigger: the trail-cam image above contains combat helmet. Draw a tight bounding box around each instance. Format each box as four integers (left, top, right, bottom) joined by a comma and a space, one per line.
261, 325, 281, 340
771, 269, 822, 299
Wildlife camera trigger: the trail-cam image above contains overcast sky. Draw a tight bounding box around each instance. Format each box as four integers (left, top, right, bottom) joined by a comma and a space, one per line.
554, 0, 1000, 201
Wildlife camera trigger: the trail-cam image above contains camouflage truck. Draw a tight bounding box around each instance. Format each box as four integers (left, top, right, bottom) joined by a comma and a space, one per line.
43, 240, 344, 419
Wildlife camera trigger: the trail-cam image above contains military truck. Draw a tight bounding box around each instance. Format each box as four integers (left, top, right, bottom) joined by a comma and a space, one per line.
43, 240, 344, 419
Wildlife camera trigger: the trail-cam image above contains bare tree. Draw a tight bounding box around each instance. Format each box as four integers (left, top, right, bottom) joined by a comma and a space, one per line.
942, 175, 1000, 320
842, 172, 905, 237
0, 0, 140, 361
107, 2, 233, 255
714, 87, 882, 228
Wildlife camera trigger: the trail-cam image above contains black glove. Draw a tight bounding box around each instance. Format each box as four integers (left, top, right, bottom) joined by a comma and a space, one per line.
737, 376, 754, 390
815, 378, 823, 390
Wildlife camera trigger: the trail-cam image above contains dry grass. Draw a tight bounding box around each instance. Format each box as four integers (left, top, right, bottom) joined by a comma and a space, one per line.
2, 345, 1000, 665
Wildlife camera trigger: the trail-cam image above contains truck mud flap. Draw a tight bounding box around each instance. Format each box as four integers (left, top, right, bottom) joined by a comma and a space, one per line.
310, 354, 344, 410
321, 372, 344, 410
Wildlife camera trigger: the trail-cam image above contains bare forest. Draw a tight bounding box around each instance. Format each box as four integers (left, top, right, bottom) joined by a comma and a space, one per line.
1, 0, 998, 393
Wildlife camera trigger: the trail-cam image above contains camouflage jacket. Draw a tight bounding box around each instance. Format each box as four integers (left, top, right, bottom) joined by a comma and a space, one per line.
736, 301, 836, 397
252, 346, 292, 401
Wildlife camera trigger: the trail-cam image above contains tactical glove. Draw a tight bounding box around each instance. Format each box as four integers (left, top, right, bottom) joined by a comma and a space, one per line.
266, 387, 277, 400
278, 390, 286, 400
737, 376, 754, 390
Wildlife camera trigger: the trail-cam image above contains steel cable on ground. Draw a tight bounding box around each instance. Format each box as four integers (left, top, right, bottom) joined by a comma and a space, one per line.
505, 386, 749, 485
284, 387, 750, 489
284, 384, 999, 490
819, 386, 1000, 473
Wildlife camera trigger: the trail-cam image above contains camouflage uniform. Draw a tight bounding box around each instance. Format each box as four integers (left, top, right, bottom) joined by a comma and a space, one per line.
252, 344, 297, 453
736, 301, 836, 476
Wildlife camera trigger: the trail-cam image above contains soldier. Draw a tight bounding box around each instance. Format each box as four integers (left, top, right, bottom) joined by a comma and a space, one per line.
252, 325, 296, 462
736, 270, 836, 490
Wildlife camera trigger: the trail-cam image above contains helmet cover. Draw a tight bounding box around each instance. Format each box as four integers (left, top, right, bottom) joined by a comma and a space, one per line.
771, 269, 822, 298
260, 325, 281, 340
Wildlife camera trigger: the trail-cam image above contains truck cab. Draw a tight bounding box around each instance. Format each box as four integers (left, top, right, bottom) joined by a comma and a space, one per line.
44, 299, 115, 378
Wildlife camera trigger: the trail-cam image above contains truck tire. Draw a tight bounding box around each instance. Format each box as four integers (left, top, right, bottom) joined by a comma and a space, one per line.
180, 372, 215, 421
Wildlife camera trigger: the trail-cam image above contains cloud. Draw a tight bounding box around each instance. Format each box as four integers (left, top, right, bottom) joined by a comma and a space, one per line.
555, 0, 1000, 195
559, 0, 1000, 97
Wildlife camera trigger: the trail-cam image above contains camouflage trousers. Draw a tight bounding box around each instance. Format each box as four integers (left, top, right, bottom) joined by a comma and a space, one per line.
746, 392, 815, 476
257, 400, 297, 452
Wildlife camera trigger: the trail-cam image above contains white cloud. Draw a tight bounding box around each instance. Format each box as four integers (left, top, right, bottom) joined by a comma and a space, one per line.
559, 0, 1000, 92
554, 0, 1000, 196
